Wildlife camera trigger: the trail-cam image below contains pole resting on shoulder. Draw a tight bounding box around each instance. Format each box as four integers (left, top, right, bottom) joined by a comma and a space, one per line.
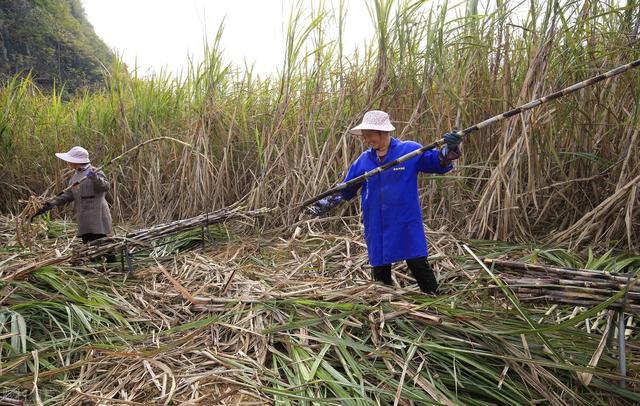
44, 136, 192, 203
300, 58, 640, 208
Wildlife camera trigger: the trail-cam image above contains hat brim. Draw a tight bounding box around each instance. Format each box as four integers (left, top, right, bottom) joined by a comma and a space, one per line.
55, 152, 90, 164
349, 123, 395, 135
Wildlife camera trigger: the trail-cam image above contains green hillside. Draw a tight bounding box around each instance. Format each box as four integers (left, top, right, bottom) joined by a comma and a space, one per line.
0, 0, 113, 91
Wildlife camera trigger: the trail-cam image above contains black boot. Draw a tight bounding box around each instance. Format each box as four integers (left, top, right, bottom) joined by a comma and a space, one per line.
406, 257, 438, 294
372, 264, 393, 285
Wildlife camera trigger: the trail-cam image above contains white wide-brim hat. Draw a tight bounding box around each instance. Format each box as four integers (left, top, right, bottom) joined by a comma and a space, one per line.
55, 146, 90, 164
349, 110, 395, 135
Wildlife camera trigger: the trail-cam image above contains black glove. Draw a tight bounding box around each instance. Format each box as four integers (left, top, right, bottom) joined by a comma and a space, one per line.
307, 194, 344, 217
31, 202, 54, 220
443, 131, 462, 151
439, 131, 462, 165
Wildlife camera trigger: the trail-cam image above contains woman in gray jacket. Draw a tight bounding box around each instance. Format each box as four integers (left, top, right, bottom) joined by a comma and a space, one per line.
33, 146, 114, 259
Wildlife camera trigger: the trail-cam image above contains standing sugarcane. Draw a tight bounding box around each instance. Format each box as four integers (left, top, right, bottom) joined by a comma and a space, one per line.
302, 58, 640, 207
36, 136, 190, 203
305, 58, 640, 294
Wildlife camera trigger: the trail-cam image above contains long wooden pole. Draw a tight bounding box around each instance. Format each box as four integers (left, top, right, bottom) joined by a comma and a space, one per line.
299, 58, 640, 208
55, 136, 191, 196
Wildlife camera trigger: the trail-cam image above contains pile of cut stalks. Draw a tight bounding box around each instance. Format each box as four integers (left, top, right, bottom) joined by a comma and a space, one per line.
485, 258, 640, 312
0, 215, 638, 405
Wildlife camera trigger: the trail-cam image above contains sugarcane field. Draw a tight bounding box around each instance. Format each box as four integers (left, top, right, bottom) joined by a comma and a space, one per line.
1, 0, 640, 405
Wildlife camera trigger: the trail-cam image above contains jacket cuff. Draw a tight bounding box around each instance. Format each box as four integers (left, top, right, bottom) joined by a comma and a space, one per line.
329, 194, 344, 206
439, 146, 460, 166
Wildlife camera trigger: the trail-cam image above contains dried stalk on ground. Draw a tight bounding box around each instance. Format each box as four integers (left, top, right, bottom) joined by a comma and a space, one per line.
484, 258, 640, 312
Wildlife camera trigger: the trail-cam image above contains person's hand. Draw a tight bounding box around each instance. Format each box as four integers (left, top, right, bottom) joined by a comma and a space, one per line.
307, 195, 344, 217
86, 169, 98, 179
439, 131, 462, 165
443, 131, 462, 151
31, 202, 54, 220
308, 198, 333, 216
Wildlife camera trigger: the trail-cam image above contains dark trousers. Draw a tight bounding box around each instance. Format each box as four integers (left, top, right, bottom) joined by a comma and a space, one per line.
372, 257, 438, 293
81, 233, 116, 262
81, 233, 106, 244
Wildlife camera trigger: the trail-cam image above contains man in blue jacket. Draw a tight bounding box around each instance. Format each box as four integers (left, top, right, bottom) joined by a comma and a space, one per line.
309, 110, 461, 294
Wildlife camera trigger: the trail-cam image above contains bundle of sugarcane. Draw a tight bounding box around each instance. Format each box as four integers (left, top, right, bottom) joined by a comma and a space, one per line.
484, 258, 640, 312
75, 206, 272, 257
3, 206, 271, 281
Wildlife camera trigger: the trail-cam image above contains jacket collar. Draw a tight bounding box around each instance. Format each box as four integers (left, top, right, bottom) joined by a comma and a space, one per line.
368, 137, 399, 163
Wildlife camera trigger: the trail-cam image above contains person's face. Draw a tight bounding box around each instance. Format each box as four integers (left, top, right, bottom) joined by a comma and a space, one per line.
67, 162, 83, 170
361, 130, 389, 150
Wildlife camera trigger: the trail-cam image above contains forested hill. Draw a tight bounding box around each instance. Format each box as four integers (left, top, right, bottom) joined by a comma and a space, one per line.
0, 0, 113, 92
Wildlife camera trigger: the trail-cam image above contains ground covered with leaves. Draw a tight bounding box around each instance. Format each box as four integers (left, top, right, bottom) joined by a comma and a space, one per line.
0, 216, 638, 405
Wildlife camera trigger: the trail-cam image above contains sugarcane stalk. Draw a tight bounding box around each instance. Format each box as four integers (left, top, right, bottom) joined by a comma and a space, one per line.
484, 258, 634, 284
484, 256, 640, 313
506, 284, 640, 304
55, 136, 191, 196
300, 58, 640, 208
515, 294, 640, 312
4, 207, 271, 281
618, 311, 627, 388
501, 277, 640, 299
498, 274, 640, 294
74, 207, 269, 258
512, 287, 639, 305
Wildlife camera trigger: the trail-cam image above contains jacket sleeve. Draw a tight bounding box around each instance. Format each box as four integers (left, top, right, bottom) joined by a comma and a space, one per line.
50, 189, 73, 207
91, 170, 110, 192
339, 159, 364, 201
417, 148, 453, 174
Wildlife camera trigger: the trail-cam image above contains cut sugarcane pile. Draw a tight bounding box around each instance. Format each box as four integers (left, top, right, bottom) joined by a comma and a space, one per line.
74, 206, 272, 258
2, 206, 271, 281
0, 217, 638, 404
485, 258, 640, 313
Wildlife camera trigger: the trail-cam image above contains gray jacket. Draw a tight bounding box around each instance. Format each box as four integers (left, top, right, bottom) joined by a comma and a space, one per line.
51, 165, 113, 236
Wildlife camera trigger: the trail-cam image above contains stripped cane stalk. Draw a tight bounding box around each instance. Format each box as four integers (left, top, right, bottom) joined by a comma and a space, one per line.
55, 136, 191, 196
21, 136, 191, 226
300, 58, 640, 208
6, 206, 271, 280
483, 258, 637, 284
464, 244, 563, 361
484, 258, 640, 312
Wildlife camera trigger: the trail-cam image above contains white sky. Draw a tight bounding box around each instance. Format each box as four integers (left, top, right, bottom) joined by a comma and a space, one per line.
82, 0, 377, 78
82, 0, 526, 78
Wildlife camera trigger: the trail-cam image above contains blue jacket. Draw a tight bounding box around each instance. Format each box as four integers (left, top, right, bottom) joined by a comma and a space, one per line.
340, 138, 453, 266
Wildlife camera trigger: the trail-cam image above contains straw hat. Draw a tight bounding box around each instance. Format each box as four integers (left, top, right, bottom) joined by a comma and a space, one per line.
349, 110, 395, 135
55, 146, 90, 164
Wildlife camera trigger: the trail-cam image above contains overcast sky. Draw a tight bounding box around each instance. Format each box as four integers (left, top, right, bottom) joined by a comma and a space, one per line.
82, 0, 377, 78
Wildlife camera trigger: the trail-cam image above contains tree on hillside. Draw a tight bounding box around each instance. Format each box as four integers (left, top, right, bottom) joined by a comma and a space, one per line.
0, 0, 114, 92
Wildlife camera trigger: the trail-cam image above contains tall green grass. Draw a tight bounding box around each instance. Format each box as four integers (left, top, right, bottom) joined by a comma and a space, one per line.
0, 0, 638, 251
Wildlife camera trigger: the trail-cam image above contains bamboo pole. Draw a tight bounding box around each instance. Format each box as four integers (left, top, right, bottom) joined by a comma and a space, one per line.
300, 58, 640, 207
